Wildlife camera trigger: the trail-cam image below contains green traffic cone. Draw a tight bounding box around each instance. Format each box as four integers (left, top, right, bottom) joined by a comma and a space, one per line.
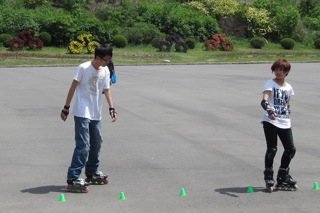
180, 188, 186, 196
313, 182, 319, 190
119, 192, 126, 200
59, 194, 66, 202
247, 185, 254, 193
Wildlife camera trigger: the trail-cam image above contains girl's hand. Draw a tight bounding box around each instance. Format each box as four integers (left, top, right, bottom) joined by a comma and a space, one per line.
268, 113, 276, 120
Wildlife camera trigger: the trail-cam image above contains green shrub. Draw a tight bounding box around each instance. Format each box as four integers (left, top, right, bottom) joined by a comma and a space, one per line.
166, 4, 219, 41
132, 2, 219, 42
47, 0, 88, 11
0, 6, 40, 35
0, 34, 4, 47
0, 34, 13, 48
299, 0, 318, 18
76, 31, 89, 37
302, 17, 320, 30
280, 38, 295, 49
121, 23, 164, 45
218, 16, 247, 38
151, 38, 162, 48
112, 35, 127, 48
32, 4, 105, 46
24, 0, 48, 9
252, 0, 273, 11
39, 32, 52, 46
292, 21, 306, 42
185, 37, 196, 49
30, 5, 75, 46
250, 37, 265, 49
94, 9, 124, 42
314, 38, 320, 49
313, 31, 320, 40
252, 0, 300, 40
0, 34, 5, 43
274, 6, 300, 38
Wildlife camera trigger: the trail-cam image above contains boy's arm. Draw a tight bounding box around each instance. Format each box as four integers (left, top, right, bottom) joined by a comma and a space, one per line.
103, 88, 117, 122
60, 80, 79, 121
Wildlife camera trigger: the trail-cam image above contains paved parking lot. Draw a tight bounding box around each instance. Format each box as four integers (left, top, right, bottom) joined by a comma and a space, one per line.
0, 63, 319, 212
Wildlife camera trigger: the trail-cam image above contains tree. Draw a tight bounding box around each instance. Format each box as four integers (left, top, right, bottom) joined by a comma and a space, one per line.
299, 0, 318, 17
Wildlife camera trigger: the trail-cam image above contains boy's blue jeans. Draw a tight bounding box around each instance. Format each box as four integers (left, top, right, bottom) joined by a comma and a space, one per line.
67, 116, 103, 180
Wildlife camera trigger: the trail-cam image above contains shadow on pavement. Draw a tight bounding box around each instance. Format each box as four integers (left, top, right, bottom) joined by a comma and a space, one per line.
21, 185, 65, 194
215, 186, 266, 197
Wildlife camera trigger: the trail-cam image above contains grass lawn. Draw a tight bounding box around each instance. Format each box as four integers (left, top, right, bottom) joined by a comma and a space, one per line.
0, 41, 319, 66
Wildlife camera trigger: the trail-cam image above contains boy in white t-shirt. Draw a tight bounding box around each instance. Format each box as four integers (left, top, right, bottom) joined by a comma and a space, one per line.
260, 59, 298, 192
60, 44, 117, 193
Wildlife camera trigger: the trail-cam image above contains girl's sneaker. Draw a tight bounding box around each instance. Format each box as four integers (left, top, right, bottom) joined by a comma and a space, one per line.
264, 167, 275, 192
276, 168, 298, 191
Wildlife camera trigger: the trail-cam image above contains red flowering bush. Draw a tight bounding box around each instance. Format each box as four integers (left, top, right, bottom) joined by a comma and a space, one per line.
9, 38, 24, 51
19, 30, 35, 44
29, 38, 43, 50
221, 40, 233, 51
9, 30, 43, 51
213, 34, 221, 43
205, 40, 219, 50
205, 33, 233, 51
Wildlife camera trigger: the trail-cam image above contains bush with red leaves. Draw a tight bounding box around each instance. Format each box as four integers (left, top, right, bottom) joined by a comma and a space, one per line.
9, 37, 24, 51
19, 30, 35, 44
205, 34, 233, 51
9, 30, 43, 51
29, 38, 43, 50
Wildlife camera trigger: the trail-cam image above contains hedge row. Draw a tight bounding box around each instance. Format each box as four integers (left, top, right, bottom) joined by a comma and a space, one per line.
1, 0, 320, 48
0, 2, 219, 46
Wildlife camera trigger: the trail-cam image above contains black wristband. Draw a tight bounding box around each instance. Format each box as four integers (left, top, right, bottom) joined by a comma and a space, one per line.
64, 105, 70, 110
61, 109, 69, 116
109, 107, 117, 115
266, 109, 275, 116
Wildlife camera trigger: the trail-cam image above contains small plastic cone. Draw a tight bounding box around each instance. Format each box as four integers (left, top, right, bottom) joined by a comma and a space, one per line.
247, 185, 254, 193
313, 182, 319, 190
119, 192, 126, 200
59, 194, 66, 202
180, 188, 186, 196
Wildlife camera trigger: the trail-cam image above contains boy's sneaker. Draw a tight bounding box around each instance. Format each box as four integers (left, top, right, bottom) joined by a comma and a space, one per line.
65, 178, 89, 193
85, 171, 108, 185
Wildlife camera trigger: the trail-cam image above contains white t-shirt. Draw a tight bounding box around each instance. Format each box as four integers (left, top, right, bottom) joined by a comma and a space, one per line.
261, 79, 294, 129
72, 61, 110, 120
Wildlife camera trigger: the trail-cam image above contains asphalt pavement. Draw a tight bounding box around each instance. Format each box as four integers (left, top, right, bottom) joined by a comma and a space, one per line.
0, 63, 319, 213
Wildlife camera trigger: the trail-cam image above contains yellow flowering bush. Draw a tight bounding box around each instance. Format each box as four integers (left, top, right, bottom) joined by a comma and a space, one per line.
68, 41, 84, 54
77, 34, 93, 46
244, 7, 273, 37
188, 0, 239, 18
186, 2, 209, 15
68, 34, 99, 54
87, 41, 100, 53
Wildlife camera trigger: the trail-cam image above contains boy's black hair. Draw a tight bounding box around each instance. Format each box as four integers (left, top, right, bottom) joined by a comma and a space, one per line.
95, 44, 113, 59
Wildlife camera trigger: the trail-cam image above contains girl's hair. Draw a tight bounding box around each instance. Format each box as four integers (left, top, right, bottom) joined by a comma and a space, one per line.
271, 59, 291, 74
94, 44, 113, 59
